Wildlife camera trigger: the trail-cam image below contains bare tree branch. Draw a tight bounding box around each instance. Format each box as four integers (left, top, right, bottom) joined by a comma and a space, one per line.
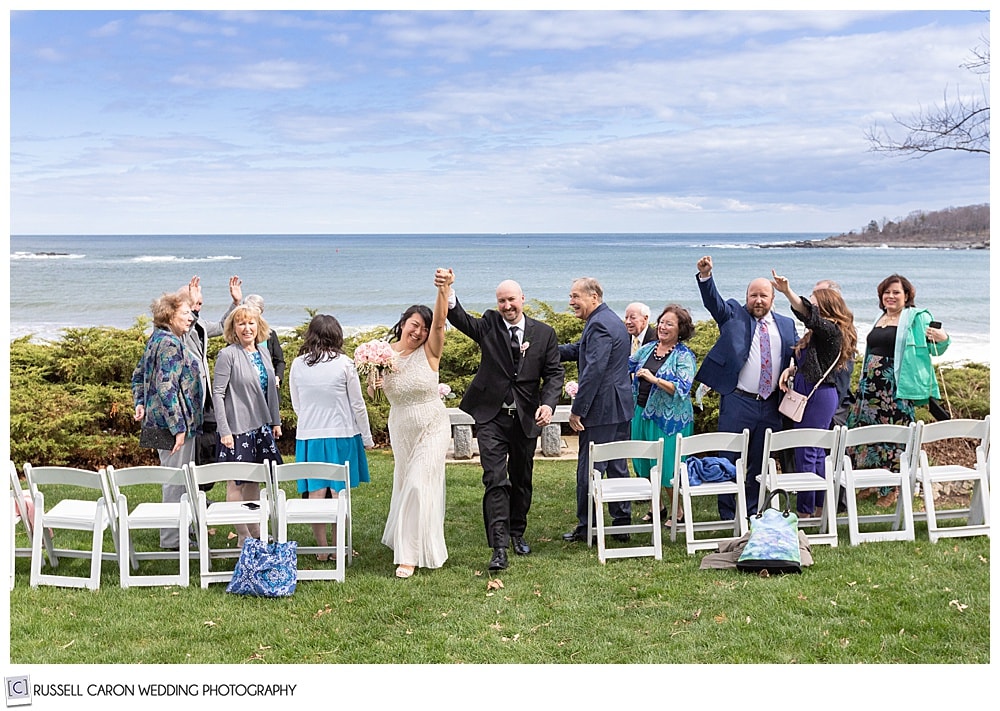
867, 32, 990, 157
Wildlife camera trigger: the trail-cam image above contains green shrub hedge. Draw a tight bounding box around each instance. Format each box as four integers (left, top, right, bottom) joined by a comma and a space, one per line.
9, 304, 989, 468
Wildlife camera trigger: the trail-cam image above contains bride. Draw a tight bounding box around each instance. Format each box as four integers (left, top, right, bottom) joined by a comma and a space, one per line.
371, 271, 452, 578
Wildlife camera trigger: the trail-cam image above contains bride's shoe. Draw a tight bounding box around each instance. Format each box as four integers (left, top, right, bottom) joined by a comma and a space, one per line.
395, 565, 415, 579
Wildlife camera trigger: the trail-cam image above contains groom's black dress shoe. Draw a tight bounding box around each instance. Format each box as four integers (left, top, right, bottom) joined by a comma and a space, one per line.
488, 547, 509, 571
510, 536, 531, 556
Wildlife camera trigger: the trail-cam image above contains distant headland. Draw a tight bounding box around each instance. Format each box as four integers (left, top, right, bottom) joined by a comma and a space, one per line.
774, 203, 989, 249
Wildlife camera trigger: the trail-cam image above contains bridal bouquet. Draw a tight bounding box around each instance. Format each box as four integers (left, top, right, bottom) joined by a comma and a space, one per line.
354, 339, 396, 402
564, 380, 579, 399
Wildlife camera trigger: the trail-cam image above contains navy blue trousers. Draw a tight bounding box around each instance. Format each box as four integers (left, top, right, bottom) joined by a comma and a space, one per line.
574, 420, 632, 530
716, 391, 783, 520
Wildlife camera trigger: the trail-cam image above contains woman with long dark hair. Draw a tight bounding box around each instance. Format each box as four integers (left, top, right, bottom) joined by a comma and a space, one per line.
371, 279, 451, 579
289, 314, 374, 560
773, 272, 857, 519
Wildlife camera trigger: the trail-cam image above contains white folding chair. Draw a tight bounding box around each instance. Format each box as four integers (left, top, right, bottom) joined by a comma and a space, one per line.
270, 461, 352, 582
671, 429, 750, 555
187, 460, 271, 588
912, 417, 990, 542
836, 423, 917, 545
9, 461, 34, 589
759, 426, 841, 547
586, 439, 663, 563
24, 463, 118, 590
106, 464, 193, 588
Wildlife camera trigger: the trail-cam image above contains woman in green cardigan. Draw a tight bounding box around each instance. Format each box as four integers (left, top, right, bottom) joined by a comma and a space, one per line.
846, 274, 949, 507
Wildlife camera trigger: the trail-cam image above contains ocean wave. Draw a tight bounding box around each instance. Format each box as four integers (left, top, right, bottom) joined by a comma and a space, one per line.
130, 255, 241, 263
10, 251, 86, 260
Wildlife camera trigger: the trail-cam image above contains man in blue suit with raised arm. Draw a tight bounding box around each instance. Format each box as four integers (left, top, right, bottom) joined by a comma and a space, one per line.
558, 277, 634, 542
695, 255, 797, 519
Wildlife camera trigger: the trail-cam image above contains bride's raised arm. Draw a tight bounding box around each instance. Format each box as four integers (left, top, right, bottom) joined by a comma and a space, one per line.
425, 268, 452, 367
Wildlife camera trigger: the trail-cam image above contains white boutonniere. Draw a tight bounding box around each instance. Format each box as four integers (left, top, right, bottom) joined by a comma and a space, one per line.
520, 341, 530, 354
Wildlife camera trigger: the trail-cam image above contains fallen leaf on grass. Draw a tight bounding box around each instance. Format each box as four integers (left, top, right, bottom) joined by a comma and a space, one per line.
487, 578, 504, 591
314, 605, 333, 619
847, 581, 857, 587
207, 528, 216, 535
246, 652, 266, 662
204, 620, 217, 627
797, 593, 808, 600
839, 639, 850, 648
714, 613, 727, 624
949, 599, 968, 612
501, 633, 521, 642
227, 531, 237, 540
60, 640, 75, 649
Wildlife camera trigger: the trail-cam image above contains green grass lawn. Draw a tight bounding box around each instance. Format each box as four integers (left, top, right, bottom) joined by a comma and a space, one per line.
9, 450, 990, 666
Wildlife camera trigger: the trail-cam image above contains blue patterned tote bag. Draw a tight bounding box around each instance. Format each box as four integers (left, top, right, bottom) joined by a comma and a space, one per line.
226, 538, 298, 596
737, 489, 801, 574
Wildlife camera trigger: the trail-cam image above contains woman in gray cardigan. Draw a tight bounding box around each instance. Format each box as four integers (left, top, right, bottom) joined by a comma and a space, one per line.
213, 304, 283, 545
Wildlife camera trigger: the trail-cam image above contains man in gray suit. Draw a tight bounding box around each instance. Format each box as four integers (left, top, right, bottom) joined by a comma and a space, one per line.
558, 277, 634, 542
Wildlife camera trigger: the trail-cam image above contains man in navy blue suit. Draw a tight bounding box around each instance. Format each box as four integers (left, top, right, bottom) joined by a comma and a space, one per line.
558, 277, 634, 542
695, 256, 797, 519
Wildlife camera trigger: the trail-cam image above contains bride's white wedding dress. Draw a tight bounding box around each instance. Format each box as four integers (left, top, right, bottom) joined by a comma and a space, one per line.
381, 345, 450, 569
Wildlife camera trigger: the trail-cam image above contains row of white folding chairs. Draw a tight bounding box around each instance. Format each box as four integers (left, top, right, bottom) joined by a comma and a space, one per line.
10, 459, 353, 590
590, 428, 772, 558
757, 417, 990, 548
665, 416, 989, 554
10, 461, 120, 590
186, 460, 352, 588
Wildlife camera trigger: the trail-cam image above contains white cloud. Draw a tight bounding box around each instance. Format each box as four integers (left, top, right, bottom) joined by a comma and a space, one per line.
8, 9, 990, 235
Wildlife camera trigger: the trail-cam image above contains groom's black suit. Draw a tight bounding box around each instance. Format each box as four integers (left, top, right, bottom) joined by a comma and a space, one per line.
448, 297, 564, 549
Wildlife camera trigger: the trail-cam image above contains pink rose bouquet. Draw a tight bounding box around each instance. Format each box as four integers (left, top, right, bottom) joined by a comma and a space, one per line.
565, 380, 579, 399
354, 339, 397, 402
438, 383, 456, 401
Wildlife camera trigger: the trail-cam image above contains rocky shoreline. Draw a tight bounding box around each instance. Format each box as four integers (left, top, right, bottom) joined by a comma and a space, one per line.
770, 232, 990, 249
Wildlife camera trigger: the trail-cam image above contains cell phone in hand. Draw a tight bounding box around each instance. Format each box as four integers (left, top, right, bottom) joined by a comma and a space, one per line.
929, 321, 942, 329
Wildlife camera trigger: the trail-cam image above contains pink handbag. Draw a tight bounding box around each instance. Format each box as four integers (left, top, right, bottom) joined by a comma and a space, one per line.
778, 359, 837, 423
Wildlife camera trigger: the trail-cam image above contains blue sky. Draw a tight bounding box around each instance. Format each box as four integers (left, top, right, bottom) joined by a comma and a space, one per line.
7, 7, 991, 235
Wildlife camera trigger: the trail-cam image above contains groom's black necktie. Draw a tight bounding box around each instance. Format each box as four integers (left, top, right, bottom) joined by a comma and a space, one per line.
510, 326, 521, 373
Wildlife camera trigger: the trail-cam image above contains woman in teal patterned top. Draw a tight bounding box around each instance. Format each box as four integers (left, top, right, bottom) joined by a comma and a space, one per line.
131, 291, 204, 549
628, 304, 697, 527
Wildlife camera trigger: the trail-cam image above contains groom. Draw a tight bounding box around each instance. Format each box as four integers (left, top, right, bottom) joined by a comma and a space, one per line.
436, 268, 564, 572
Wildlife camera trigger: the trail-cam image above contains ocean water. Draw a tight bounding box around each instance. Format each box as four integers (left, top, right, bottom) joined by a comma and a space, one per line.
9, 233, 990, 364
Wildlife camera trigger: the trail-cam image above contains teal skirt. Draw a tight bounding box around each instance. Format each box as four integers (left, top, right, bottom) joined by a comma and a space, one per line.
630, 405, 692, 488
295, 435, 371, 493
